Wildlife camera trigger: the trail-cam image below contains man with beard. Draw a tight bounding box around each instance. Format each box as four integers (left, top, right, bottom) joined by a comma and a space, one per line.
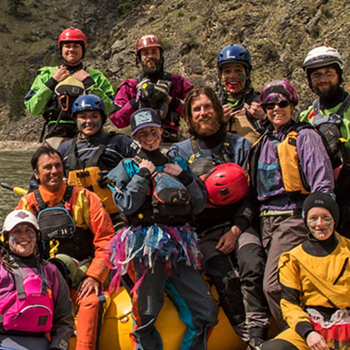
25, 27, 114, 149
300, 46, 350, 237
217, 44, 267, 143
168, 86, 270, 350
109, 35, 193, 143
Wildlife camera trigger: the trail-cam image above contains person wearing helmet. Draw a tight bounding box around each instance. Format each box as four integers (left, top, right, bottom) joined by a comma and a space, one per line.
217, 44, 267, 143
0, 209, 73, 350
168, 86, 270, 350
24, 27, 114, 149
106, 107, 218, 350
261, 192, 350, 350
109, 34, 194, 143
300, 46, 350, 238
16, 146, 116, 350
247, 80, 335, 331
57, 94, 138, 225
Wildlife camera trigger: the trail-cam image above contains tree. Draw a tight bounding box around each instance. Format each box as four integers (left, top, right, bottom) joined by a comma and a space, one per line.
8, 67, 31, 121
7, 0, 24, 15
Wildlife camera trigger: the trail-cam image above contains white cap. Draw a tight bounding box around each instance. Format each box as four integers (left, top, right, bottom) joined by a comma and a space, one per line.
3, 210, 39, 233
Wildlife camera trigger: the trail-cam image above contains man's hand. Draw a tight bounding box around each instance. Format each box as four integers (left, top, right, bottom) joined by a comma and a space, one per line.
52, 66, 70, 83
306, 331, 329, 350
246, 101, 266, 121
73, 69, 91, 81
77, 276, 100, 299
216, 226, 242, 254
153, 80, 171, 102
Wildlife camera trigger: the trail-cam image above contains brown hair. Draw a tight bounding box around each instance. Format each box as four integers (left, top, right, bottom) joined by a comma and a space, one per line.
183, 86, 226, 135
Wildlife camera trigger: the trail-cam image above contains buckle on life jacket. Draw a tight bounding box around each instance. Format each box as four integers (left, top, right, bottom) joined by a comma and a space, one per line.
76, 170, 90, 178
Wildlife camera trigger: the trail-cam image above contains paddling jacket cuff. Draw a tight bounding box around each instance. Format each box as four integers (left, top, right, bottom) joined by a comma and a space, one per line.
138, 168, 152, 180
46, 77, 59, 91
295, 321, 314, 340
83, 76, 95, 89
169, 96, 180, 111
232, 216, 250, 232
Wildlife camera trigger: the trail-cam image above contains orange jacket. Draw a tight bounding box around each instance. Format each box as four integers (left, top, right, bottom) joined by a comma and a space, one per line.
16, 183, 115, 284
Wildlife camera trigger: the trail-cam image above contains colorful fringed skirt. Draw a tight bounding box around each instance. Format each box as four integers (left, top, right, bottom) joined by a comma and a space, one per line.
106, 223, 202, 293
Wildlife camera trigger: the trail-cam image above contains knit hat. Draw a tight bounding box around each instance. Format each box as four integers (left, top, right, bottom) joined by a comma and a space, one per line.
302, 192, 339, 227
130, 108, 162, 136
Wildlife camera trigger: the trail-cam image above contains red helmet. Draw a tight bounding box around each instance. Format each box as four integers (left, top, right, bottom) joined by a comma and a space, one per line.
203, 163, 248, 206
58, 27, 87, 48
136, 35, 162, 54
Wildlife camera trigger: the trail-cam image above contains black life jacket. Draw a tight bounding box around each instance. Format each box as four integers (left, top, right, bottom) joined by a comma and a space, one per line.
34, 186, 94, 261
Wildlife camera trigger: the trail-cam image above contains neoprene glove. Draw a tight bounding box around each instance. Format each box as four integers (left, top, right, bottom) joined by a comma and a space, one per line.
97, 170, 114, 189
153, 80, 171, 102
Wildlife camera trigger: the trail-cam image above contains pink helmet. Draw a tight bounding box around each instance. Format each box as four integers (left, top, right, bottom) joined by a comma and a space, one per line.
203, 163, 248, 206
136, 35, 162, 54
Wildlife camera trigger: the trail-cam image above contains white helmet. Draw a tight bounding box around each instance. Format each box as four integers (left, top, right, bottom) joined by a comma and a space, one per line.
3, 210, 39, 233
302, 46, 343, 72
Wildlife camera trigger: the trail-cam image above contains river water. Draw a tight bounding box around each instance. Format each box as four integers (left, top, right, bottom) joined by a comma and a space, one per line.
0, 150, 34, 227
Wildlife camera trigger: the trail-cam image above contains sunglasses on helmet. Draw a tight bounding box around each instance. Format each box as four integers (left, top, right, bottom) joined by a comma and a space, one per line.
264, 100, 290, 110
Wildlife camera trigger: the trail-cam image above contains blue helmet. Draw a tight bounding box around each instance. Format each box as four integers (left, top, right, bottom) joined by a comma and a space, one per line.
217, 45, 252, 73
72, 94, 107, 123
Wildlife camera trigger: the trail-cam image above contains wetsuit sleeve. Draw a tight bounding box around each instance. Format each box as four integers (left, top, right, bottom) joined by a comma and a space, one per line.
50, 269, 74, 350
279, 252, 315, 340
86, 68, 114, 115
108, 161, 151, 215
109, 80, 137, 129
297, 129, 334, 194
24, 67, 57, 116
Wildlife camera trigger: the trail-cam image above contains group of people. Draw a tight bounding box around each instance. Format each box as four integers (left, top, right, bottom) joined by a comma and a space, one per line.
1, 26, 349, 350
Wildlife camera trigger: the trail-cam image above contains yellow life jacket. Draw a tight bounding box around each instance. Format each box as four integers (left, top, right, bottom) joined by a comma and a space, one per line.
248, 123, 312, 195
67, 166, 118, 214
66, 133, 119, 215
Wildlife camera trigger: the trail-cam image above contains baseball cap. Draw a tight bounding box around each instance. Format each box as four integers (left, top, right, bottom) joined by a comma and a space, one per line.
130, 108, 162, 136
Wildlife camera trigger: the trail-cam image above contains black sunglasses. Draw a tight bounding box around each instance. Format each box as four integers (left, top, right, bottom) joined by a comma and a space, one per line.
264, 100, 290, 110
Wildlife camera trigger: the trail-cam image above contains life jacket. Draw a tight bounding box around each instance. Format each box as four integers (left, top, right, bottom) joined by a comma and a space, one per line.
121, 154, 192, 226
188, 132, 233, 176
188, 132, 234, 208
66, 132, 119, 214
248, 123, 312, 196
34, 186, 95, 261
41, 74, 85, 141
0, 260, 54, 333
307, 95, 350, 169
136, 72, 180, 142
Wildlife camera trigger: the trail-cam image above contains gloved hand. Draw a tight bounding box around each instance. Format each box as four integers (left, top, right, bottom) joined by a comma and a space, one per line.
153, 80, 171, 102
97, 170, 114, 189
136, 78, 155, 102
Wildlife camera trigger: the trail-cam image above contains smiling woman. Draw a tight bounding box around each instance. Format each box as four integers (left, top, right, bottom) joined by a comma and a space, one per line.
247, 79, 335, 330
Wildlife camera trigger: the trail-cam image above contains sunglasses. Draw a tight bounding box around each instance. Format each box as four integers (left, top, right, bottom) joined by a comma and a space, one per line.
264, 100, 290, 110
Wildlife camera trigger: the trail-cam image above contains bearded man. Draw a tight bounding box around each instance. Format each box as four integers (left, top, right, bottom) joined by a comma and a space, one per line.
109, 35, 193, 143
168, 86, 270, 350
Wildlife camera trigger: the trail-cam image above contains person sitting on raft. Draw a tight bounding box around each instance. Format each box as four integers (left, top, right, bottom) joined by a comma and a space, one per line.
106, 107, 218, 350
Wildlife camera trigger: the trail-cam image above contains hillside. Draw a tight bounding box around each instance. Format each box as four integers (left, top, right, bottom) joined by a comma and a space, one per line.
1, 0, 350, 140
